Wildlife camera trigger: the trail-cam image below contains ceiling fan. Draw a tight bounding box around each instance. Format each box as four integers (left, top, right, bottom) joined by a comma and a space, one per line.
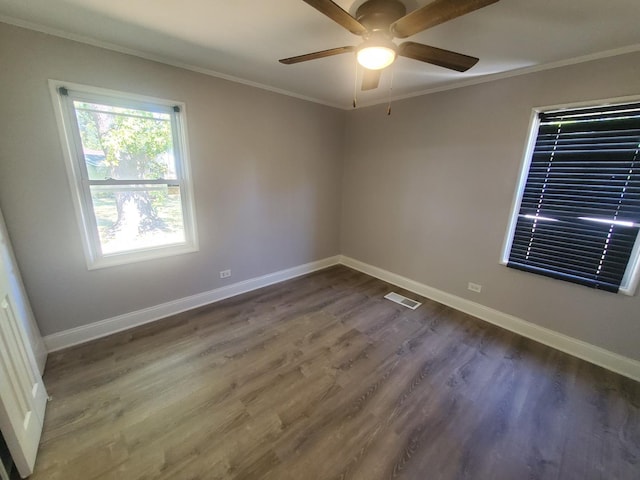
279, 0, 499, 91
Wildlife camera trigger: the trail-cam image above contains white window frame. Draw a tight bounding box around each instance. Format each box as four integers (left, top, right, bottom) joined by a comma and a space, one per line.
49, 80, 198, 269
501, 95, 640, 296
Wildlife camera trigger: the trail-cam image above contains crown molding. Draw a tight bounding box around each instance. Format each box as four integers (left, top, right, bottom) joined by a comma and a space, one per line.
2, 16, 639, 111
0, 15, 344, 110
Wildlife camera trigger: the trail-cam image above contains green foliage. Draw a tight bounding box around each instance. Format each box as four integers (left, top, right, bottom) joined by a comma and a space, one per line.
74, 102, 172, 180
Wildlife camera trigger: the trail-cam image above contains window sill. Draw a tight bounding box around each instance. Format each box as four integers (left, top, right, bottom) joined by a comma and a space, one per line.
86, 243, 199, 270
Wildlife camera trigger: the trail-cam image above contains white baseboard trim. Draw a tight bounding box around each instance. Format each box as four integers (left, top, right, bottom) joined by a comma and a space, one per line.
44, 255, 341, 352
44, 253, 640, 382
339, 255, 640, 382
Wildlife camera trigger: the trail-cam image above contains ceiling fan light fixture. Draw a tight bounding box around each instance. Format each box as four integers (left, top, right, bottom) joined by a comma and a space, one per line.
357, 43, 396, 70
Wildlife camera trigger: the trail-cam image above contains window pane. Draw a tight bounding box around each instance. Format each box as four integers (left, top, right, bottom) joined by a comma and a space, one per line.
90, 184, 186, 255
73, 101, 177, 181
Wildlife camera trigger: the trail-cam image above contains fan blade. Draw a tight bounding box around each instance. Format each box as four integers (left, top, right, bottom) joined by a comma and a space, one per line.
302, 0, 367, 35
361, 69, 381, 91
279, 46, 356, 65
391, 0, 499, 38
398, 42, 478, 72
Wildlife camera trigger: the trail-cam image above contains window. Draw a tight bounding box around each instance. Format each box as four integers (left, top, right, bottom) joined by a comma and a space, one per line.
503, 100, 640, 294
51, 82, 198, 268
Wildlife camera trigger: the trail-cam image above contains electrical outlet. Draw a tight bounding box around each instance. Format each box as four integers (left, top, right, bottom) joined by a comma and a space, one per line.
468, 282, 482, 293
220, 269, 231, 279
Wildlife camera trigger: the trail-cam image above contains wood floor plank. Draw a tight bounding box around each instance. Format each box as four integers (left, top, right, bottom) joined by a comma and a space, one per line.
30, 265, 640, 480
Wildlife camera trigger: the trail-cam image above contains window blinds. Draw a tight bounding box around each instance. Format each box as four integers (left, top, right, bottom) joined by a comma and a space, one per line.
507, 102, 640, 292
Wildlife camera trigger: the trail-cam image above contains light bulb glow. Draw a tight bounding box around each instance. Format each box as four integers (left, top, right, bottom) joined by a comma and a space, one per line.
357, 45, 396, 70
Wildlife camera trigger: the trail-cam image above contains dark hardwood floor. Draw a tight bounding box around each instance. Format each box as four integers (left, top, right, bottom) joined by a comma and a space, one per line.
33, 266, 640, 479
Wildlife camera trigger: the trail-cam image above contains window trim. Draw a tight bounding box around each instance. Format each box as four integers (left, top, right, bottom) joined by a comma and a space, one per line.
501, 95, 640, 296
49, 80, 199, 269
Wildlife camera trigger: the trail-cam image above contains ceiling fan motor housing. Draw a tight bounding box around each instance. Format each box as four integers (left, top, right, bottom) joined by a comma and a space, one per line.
356, 0, 407, 34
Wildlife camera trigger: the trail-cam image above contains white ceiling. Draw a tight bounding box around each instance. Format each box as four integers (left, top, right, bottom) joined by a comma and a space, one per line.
1, 0, 639, 108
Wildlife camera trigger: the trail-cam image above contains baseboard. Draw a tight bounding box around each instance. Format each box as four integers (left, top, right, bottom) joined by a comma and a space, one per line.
339, 255, 640, 382
44, 253, 640, 382
44, 255, 341, 352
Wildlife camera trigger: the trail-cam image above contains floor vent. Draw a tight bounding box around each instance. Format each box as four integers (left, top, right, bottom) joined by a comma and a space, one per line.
384, 292, 422, 310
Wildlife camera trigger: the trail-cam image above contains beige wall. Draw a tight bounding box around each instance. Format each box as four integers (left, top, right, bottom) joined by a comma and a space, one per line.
0, 23, 344, 335
341, 51, 640, 361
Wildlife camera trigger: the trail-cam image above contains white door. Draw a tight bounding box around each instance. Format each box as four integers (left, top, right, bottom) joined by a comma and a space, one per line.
0, 210, 48, 478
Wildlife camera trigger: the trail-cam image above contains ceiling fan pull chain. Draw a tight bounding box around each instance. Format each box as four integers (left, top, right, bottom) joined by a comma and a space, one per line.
386, 63, 395, 116
353, 56, 359, 108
